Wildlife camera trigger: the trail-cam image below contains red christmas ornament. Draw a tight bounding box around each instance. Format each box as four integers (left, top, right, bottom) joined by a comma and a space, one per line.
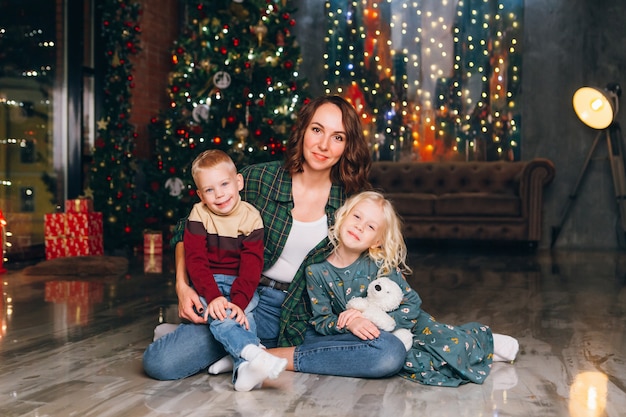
284, 60, 293, 70
124, 226, 131, 234
220, 46, 228, 55
169, 167, 176, 174
189, 189, 196, 197
227, 115, 236, 124
233, 38, 240, 47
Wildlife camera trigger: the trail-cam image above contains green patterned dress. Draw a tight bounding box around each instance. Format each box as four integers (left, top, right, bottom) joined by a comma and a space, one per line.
306, 254, 494, 387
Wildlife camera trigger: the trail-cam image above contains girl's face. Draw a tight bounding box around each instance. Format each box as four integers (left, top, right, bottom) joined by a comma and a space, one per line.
302, 102, 347, 173
339, 199, 384, 253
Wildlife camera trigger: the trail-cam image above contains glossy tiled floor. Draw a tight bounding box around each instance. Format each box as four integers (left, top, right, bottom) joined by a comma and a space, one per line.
1, 247, 625, 417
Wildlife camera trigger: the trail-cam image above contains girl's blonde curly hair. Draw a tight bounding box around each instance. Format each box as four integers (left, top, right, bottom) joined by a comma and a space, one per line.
329, 191, 412, 277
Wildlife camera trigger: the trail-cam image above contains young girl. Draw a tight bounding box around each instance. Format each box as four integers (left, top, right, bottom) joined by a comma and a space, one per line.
305, 191, 519, 387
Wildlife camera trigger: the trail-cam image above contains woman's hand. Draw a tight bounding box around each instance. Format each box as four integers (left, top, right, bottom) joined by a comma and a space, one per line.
176, 280, 207, 323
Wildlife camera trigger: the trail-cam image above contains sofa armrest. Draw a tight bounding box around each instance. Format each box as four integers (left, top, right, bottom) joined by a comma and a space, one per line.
519, 158, 556, 241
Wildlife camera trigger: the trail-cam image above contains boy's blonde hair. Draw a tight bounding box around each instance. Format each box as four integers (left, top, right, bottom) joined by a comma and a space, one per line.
190, 149, 237, 186
329, 191, 412, 277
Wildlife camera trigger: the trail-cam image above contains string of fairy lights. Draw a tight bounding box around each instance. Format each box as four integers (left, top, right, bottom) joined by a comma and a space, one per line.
322, 0, 522, 162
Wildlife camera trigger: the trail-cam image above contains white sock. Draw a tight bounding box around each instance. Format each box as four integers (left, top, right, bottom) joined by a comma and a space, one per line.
492, 333, 519, 362
208, 356, 234, 375
234, 345, 287, 392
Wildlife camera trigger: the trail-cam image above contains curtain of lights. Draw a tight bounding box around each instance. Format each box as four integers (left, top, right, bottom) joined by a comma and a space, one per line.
323, 0, 523, 162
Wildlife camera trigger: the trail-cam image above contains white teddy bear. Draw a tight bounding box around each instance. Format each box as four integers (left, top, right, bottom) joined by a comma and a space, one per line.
346, 277, 413, 351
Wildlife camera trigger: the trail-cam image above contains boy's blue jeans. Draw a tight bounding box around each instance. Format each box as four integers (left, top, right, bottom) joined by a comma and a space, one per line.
143, 286, 405, 380
200, 274, 260, 381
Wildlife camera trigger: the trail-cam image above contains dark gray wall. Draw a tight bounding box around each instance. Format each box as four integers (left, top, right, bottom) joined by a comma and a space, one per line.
524, 0, 626, 249
294, 0, 626, 250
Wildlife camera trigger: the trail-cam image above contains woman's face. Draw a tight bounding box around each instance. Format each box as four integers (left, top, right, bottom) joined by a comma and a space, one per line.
302, 102, 347, 173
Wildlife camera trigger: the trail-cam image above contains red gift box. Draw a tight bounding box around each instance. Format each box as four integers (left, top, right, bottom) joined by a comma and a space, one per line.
66, 212, 103, 237
45, 237, 67, 260
144, 231, 163, 255
44, 213, 67, 237
44, 210, 103, 259
65, 198, 94, 213
66, 236, 103, 257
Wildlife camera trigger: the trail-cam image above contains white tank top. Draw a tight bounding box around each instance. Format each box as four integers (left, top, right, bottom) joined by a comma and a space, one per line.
263, 215, 328, 283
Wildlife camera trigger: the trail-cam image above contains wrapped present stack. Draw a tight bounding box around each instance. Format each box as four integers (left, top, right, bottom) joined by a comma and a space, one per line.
44, 198, 104, 260
143, 230, 163, 273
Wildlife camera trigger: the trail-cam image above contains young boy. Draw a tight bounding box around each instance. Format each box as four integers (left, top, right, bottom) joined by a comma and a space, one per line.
184, 149, 287, 391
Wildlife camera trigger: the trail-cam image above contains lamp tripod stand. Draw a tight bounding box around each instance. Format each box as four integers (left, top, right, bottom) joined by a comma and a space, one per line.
551, 83, 626, 247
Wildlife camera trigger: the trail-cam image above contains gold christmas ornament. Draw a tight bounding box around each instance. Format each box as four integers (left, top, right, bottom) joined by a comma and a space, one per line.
235, 122, 249, 141
251, 20, 268, 46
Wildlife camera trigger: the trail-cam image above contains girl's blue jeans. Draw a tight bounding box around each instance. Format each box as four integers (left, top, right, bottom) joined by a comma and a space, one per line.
143, 286, 405, 380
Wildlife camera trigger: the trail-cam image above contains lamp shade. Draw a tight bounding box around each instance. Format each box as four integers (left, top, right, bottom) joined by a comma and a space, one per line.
573, 87, 616, 130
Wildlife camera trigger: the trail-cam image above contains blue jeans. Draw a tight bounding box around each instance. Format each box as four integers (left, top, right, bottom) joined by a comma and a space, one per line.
202, 274, 260, 380
294, 327, 406, 378
143, 286, 405, 380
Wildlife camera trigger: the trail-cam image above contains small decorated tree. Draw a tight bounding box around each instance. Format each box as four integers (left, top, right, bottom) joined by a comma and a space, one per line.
89, 0, 142, 251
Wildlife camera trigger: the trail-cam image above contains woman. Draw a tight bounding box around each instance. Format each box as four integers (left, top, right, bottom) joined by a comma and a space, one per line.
142, 95, 406, 381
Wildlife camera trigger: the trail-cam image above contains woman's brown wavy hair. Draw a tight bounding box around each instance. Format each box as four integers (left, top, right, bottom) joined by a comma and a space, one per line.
283, 95, 372, 195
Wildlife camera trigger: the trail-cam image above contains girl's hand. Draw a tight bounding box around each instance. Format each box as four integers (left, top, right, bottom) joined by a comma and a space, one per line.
337, 308, 363, 329
206, 296, 229, 321
176, 282, 207, 324
344, 317, 381, 340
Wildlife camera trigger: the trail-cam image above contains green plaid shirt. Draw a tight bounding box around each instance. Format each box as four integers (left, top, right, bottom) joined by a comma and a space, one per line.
171, 160, 346, 347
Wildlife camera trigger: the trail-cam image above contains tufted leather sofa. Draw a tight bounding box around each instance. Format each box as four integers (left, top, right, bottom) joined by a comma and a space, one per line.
368, 158, 555, 245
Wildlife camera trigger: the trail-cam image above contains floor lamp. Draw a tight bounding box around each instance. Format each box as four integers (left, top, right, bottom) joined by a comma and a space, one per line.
551, 83, 626, 247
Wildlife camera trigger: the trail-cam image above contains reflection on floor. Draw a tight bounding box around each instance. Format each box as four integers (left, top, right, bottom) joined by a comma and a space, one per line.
1, 247, 625, 417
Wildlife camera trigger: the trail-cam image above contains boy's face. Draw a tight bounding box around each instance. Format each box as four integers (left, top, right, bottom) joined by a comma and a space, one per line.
339, 199, 383, 253
195, 162, 243, 215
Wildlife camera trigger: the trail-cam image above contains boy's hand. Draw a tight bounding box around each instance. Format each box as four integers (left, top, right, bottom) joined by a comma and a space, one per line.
206, 296, 229, 321
225, 303, 250, 330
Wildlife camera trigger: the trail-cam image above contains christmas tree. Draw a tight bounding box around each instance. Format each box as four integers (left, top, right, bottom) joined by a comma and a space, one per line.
141, 0, 310, 235
89, 0, 142, 251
